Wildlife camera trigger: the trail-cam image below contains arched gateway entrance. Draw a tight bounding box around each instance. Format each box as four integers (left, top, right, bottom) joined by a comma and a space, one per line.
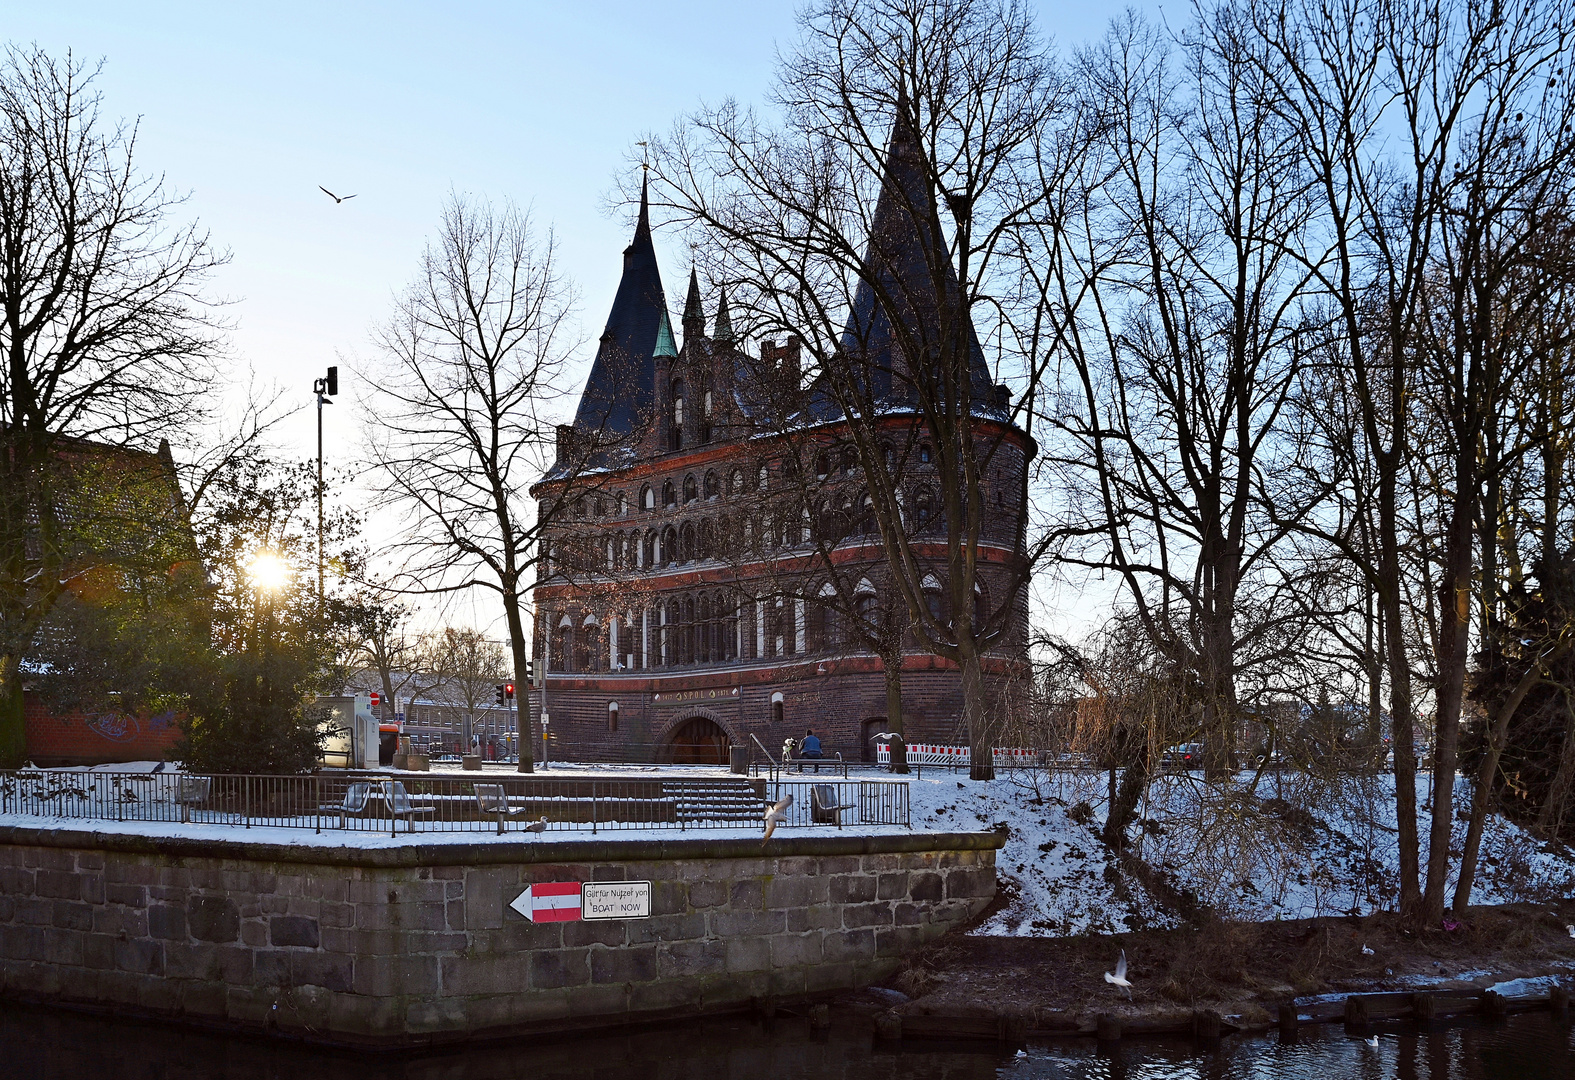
662, 715, 731, 765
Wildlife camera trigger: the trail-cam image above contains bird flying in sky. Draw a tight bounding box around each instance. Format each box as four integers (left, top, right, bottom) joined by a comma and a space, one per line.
319, 186, 357, 203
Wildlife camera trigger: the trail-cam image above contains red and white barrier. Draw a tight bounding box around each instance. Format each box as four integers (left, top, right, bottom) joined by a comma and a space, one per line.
874, 743, 1040, 767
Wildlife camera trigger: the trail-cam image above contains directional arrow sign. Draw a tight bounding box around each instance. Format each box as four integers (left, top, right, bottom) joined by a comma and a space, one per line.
509, 881, 582, 923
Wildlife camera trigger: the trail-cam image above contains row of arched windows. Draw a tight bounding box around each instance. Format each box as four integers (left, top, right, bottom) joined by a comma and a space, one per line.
542, 577, 987, 673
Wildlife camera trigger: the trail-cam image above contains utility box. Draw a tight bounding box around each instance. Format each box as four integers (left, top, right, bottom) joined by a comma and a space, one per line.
316, 693, 378, 769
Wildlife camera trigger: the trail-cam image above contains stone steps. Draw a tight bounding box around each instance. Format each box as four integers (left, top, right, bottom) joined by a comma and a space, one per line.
662, 779, 764, 824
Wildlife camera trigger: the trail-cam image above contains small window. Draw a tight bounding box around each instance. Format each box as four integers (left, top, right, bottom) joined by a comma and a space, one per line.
617, 491, 628, 516
608, 702, 619, 732
683, 475, 698, 503
730, 469, 745, 494
663, 481, 677, 509
771, 691, 784, 725
816, 450, 832, 478
641, 485, 654, 512
919, 444, 933, 464
704, 471, 720, 499
757, 465, 768, 491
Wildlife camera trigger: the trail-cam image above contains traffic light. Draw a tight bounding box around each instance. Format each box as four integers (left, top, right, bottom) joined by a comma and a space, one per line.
504, 682, 515, 701
494, 684, 507, 706
325, 365, 338, 396
525, 659, 536, 685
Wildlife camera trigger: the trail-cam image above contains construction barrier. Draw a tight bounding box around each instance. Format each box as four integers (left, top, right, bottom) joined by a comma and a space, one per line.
874, 743, 1040, 768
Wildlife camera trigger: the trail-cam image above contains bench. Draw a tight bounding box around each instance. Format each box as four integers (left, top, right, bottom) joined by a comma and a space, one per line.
810, 784, 852, 827
385, 781, 436, 833
474, 783, 531, 834
319, 781, 372, 827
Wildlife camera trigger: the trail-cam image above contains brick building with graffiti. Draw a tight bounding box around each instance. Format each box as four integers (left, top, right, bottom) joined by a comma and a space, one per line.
529, 109, 1033, 765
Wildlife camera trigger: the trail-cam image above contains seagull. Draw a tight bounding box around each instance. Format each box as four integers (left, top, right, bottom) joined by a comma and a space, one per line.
1364, 1035, 1380, 1047
1104, 949, 1132, 998
1361, 943, 1374, 955
522, 816, 548, 833
762, 793, 794, 844
319, 186, 357, 204
1566, 924, 1575, 939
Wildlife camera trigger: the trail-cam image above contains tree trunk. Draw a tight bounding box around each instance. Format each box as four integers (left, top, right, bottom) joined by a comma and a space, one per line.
503, 587, 534, 773
1102, 748, 1154, 851
1453, 654, 1560, 913
1425, 451, 1477, 923
882, 644, 908, 773
1378, 465, 1424, 921
961, 650, 993, 781
0, 656, 26, 768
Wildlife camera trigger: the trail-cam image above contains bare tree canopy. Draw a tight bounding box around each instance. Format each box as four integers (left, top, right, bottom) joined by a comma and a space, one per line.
364, 193, 581, 772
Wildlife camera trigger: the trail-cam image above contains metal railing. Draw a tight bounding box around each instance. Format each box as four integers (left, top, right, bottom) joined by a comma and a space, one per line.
0, 769, 909, 835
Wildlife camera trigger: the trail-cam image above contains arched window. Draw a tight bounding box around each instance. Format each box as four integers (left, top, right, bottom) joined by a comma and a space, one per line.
730, 469, 745, 495
643, 530, 656, 569
771, 692, 784, 726
816, 450, 832, 479
662, 526, 679, 567
919, 443, 933, 464
756, 464, 768, 491
581, 614, 600, 672
557, 615, 575, 673
608, 702, 619, 732
683, 475, 698, 503
698, 518, 714, 560
921, 574, 944, 625
723, 597, 739, 660
704, 471, 720, 499
698, 380, 712, 443
680, 521, 695, 564
841, 445, 858, 475
857, 492, 875, 535
916, 488, 934, 530
663, 480, 676, 509
641, 485, 654, 512
670, 379, 685, 451
616, 491, 627, 516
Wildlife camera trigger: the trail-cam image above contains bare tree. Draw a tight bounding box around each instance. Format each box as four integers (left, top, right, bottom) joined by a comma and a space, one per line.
0, 47, 224, 767
364, 195, 582, 773
647, 0, 1062, 778
433, 627, 506, 752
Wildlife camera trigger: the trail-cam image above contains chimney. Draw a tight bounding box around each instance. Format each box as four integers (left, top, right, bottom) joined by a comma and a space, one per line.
555, 424, 579, 463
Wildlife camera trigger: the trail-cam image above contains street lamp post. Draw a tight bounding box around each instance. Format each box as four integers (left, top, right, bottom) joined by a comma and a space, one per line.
312, 366, 338, 614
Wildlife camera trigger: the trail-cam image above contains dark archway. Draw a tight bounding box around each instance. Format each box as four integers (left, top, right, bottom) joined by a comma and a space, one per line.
663, 715, 731, 765
862, 718, 888, 762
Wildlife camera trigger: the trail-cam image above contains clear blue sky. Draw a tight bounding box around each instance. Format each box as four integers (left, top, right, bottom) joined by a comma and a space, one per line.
10, 1, 1156, 460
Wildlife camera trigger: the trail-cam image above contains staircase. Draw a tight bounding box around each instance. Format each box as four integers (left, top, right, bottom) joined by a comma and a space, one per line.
663, 778, 765, 825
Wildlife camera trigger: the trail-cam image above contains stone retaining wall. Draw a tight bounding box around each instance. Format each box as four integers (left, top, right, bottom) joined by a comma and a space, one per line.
0, 826, 1000, 1046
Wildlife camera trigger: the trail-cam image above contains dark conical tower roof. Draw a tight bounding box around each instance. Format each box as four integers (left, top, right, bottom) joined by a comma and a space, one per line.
569, 176, 668, 443
835, 90, 998, 414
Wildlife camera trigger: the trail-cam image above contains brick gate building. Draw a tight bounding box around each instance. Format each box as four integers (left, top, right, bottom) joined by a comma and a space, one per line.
529, 110, 1033, 765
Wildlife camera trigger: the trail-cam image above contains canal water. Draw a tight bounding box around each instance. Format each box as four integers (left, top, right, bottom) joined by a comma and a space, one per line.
3, 1001, 1570, 1079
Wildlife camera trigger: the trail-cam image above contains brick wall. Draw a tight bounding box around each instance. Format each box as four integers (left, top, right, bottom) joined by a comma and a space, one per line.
0, 828, 1000, 1046
23, 692, 182, 767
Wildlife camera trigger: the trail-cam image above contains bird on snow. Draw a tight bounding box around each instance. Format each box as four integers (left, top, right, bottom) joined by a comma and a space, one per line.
1104, 949, 1133, 998
1361, 944, 1374, 955
762, 793, 795, 844
522, 816, 548, 833
318, 186, 357, 204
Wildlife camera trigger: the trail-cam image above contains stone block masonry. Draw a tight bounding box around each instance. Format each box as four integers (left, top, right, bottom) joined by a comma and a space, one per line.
0, 826, 1000, 1047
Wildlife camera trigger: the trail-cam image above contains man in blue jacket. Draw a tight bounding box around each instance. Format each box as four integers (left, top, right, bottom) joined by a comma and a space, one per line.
798, 729, 823, 773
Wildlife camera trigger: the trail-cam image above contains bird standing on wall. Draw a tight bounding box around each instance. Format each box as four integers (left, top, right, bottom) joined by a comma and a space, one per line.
762, 793, 794, 845
523, 816, 548, 833
1104, 950, 1132, 998
319, 186, 357, 203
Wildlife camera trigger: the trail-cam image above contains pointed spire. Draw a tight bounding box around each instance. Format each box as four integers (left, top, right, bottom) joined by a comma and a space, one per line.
683, 267, 704, 324
713, 288, 734, 344
625, 174, 652, 257
653, 307, 677, 358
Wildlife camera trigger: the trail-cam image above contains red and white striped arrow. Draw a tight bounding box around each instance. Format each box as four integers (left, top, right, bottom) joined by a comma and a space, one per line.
509, 882, 582, 923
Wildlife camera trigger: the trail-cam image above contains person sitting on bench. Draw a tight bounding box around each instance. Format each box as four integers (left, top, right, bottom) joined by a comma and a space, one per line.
797, 729, 824, 773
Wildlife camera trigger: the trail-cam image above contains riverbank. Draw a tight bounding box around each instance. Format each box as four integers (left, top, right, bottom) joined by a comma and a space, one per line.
872, 899, 1575, 1037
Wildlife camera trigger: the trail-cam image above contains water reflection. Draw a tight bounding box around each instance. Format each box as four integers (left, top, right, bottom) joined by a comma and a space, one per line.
3, 1001, 1570, 1079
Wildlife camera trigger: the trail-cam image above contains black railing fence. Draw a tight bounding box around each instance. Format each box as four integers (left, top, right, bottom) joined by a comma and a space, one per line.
0, 770, 909, 836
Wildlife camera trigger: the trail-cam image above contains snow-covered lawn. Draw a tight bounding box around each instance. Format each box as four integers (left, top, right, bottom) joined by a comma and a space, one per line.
901, 765, 1575, 936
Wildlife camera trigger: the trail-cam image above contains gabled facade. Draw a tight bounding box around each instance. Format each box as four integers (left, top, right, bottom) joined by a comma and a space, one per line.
530, 118, 1032, 765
